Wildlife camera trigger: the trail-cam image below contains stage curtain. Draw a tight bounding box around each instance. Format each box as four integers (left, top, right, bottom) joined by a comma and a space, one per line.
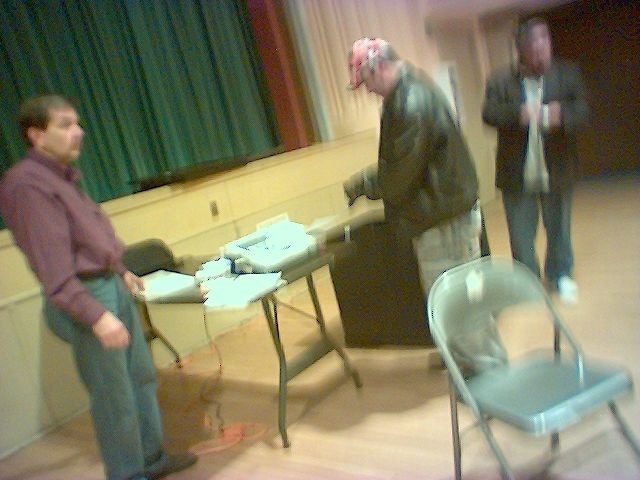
0, 0, 279, 227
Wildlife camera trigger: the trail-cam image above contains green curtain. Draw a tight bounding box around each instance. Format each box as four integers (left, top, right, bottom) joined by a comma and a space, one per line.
0, 0, 279, 228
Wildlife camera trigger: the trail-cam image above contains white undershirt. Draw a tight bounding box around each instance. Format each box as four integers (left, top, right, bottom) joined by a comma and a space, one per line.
522, 77, 550, 192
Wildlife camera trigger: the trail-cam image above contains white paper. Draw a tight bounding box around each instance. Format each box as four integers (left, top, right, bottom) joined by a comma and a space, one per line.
203, 272, 283, 310
195, 257, 232, 282
139, 270, 201, 303
465, 269, 484, 302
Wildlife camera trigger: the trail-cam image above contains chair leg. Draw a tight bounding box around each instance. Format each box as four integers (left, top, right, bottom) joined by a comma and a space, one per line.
609, 402, 640, 459
149, 326, 182, 367
448, 377, 462, 480
448, 375, 514, 479
476, 415, 516, 480
551, 431, 560, 454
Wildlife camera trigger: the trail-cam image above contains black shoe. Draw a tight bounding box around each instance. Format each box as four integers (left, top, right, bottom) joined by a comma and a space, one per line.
146, 452, 198, 480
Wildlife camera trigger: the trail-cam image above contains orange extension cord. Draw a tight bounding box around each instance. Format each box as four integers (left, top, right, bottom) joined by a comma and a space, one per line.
173, 337, 268, 455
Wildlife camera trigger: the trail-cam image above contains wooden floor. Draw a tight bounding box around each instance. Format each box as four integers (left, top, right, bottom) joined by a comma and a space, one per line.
1, 177, 638, 480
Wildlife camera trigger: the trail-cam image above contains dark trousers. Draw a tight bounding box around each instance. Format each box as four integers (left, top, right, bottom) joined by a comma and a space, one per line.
44, 275, 165, 480
502, 189, 574, 285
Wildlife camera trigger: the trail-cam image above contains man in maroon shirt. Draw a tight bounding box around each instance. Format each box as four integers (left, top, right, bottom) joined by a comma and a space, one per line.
0, 95, 197, 480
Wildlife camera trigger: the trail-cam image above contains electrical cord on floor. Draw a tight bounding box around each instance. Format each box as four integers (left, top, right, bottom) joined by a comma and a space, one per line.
177, 310, 268, 455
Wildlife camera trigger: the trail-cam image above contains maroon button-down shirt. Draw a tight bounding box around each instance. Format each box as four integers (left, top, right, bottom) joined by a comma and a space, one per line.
0, 149, 128, 326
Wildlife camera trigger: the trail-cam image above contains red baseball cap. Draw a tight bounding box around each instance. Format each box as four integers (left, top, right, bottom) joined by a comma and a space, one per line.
348, 37, 386, 89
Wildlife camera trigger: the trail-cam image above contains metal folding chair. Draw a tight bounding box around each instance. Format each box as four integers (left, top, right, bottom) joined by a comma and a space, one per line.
427, 256, 639, 479
122, 239, 211, 367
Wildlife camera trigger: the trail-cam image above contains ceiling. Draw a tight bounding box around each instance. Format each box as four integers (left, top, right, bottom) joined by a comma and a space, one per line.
426, 0, 574, 18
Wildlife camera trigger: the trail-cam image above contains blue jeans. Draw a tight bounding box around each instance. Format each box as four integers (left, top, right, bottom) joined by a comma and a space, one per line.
44, 275, 165, 480
501, 189, 574, 284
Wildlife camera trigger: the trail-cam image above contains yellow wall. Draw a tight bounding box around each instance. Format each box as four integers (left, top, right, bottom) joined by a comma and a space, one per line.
433, 17, 497, 203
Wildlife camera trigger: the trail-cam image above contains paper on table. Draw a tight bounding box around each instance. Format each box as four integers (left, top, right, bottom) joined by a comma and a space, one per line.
195, 257, 232, 282
203, 272, 283, 310
139, 270, 202, 303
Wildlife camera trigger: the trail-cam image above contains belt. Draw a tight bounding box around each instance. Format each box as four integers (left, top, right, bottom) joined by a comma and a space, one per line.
77, 270, 115, 280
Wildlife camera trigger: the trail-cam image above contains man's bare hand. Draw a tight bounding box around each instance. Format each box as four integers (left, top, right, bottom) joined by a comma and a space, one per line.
92, 311, 130, 349
343, 183, 358, 207
547, 101, 562, 128
123, 270, 144, 297
520, 103, 540, 127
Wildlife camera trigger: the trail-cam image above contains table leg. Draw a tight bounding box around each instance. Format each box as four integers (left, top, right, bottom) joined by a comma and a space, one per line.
261, 296, 290, 448
305, 275, 362, 388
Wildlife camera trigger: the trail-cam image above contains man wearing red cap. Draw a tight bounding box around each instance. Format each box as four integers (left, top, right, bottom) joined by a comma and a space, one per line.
343, 38, 481, 299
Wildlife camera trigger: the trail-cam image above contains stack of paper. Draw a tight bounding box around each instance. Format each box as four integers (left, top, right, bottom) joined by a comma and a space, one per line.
195, 257, 232, 282
203, 272, 284, 310
139, 270, 202, 303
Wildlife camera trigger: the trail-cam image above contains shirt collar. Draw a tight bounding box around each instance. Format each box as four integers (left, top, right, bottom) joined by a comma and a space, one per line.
26, 148, 81, 183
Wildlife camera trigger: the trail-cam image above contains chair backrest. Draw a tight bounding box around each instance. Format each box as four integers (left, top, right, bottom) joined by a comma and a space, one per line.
122, 239, 177, 276
427, 257, 551, 374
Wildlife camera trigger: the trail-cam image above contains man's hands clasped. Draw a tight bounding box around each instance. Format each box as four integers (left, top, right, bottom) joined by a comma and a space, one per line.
520, 101, 561, 129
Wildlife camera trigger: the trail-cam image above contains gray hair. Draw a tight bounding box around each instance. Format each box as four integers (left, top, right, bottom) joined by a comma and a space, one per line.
377, 41, 400, 62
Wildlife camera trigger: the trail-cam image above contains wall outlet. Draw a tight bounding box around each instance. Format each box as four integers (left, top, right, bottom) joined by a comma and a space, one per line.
209, 200, 219, 217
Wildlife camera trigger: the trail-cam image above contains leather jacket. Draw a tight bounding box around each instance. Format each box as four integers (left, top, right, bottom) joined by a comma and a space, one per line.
482, 60, 589, 192
345, 65, 478, 236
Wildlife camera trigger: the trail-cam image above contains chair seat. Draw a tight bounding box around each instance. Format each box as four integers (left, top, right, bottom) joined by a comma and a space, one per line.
467, 351, 633, 435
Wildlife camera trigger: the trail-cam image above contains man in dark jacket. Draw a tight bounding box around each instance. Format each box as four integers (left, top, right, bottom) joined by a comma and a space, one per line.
343, 37, 481, 297
482, 17, 589, 304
